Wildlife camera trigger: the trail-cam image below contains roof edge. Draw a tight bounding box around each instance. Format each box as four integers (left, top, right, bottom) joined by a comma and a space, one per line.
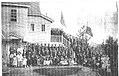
28, 14, 54, 23
2, 3, 30, 8
40, 14, 54, 23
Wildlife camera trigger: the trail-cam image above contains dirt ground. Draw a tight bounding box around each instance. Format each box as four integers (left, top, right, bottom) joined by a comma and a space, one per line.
2, 66, 99, 76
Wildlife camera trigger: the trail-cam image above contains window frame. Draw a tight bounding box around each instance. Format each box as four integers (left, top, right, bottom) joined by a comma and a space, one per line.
31, 24, 35, 31
42, 24, 45, 31
10, 9, 17, 22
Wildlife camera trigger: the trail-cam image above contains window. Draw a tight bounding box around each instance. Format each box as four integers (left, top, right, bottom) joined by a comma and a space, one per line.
11, 9, 17, 22
31, 24, 34, 31
42, 24, 45, 31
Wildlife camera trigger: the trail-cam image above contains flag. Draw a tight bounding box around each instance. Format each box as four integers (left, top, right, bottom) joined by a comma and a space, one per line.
85, 26, 93, 37
60, 12, 66, 27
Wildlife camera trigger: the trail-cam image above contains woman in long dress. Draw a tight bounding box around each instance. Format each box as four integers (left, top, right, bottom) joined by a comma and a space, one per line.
17, 52, 23, 67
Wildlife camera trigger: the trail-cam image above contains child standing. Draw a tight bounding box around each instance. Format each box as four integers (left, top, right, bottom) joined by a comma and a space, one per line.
22, 56, 27, 67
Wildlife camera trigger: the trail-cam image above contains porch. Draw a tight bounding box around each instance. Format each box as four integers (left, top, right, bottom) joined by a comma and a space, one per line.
51, 35, 70, 47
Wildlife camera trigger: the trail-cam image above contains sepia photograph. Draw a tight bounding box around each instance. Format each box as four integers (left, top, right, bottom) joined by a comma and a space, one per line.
1, 0, 118, 76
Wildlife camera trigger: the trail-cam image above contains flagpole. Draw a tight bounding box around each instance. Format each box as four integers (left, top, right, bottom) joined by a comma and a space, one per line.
116, 1, 118, 12
87, 21, 88, 26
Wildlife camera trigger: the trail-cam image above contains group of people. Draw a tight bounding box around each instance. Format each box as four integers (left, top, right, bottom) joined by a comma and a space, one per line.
77, 51, 110, 71
9, 43, 110, 71
9, 43, 76, 67
9, 46, 27, 67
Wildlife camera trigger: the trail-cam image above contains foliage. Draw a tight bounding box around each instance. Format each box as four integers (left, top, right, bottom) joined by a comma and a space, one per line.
103, 36, 118, 67
70, 35, 89, 65
102, 36, 118, 76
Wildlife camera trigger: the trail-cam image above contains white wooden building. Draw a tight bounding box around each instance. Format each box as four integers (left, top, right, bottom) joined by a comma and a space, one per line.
2, 2, 70, 64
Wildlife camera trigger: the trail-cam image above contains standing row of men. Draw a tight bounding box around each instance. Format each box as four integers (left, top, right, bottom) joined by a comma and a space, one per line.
9, 43, 76, 67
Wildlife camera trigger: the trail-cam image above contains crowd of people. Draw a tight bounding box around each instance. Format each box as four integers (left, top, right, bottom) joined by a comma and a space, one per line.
9, 43, 110, 73
9, 43, 76, 67
77, 50, 110, 72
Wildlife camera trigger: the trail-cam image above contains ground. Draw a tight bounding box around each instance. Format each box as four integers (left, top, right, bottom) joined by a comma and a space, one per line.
3, 66, 100, 76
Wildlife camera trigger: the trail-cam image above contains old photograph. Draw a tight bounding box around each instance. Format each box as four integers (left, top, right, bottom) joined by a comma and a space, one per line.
1, 1, 118, 76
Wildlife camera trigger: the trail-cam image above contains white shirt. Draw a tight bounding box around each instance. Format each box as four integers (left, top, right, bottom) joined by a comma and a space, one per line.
17, 47, 23, 54
22, 58, 27, 65
17, 54, 23, 61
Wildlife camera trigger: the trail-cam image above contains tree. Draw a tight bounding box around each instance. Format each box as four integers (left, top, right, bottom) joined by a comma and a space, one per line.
70, 34, 89, 65
102, 36, 118, 76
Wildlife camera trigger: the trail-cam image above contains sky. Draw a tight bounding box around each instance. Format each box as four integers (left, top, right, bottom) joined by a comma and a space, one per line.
39, 0, 118, 44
